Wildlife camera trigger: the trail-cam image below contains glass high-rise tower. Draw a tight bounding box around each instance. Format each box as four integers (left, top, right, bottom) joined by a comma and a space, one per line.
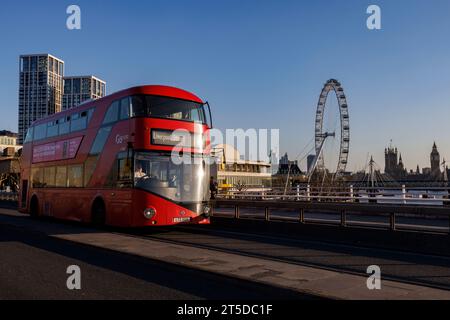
18, 54, 64, 144
62, 76, 106, 110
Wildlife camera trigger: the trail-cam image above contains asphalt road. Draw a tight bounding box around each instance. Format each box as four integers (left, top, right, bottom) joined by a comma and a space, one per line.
130, 224, 450, 291
1, 201, 450, 297
0, 223, 310, 300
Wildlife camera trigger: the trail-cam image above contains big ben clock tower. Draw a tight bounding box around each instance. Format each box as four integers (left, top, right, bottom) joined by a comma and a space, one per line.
430, 142, 441, 178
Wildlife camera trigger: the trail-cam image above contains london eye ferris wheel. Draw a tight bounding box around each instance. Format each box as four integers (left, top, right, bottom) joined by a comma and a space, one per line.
310, 79, 350, 181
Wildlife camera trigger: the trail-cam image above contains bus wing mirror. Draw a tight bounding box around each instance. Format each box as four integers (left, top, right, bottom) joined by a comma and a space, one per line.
205, 101, 213, 128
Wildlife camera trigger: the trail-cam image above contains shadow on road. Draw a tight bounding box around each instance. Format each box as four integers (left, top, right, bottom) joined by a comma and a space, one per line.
0, 223, 316, 300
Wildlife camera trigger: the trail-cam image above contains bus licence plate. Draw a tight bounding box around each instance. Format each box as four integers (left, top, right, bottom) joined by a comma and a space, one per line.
173, 217, 191, 223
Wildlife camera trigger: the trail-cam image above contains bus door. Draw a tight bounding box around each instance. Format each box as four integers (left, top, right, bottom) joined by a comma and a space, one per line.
21, 180, 28, 209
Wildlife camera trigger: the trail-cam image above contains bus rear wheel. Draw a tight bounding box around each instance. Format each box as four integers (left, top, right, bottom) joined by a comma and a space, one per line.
91, 198, 106, 226
29, 196, 39, 218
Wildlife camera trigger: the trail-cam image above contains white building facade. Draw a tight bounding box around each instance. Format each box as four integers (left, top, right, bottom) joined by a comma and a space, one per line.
211, 144, 272, 189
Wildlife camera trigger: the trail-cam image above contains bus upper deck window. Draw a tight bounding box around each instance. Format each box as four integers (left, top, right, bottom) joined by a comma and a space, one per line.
103, 101, 119, 124
189, 107, 204, 123
87, 108, 95, 123
119, 97, 130, 120
24, 127, 34, 143
47, 120, 59, 137
34, 123, 47, 140
130, 96, 146, 117
59, 116, 70, 135
71, 112, 87, 132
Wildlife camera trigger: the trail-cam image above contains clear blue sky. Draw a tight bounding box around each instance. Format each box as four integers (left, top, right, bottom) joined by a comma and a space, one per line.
1, 0, 450, 171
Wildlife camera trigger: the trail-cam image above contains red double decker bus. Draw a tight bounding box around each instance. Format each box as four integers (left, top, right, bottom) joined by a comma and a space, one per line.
19, 85, 213, 227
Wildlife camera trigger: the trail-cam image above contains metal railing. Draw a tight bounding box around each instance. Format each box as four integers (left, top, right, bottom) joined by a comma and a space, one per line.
212, 199, 450, 234
217, 185, 450, 206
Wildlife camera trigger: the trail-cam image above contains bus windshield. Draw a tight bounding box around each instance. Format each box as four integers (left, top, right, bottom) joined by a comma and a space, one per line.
134, 152, 210, 203
131, 95, 206, 124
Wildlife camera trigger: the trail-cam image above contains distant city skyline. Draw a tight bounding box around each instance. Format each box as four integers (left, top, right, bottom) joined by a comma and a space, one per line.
1, 0, 450, 170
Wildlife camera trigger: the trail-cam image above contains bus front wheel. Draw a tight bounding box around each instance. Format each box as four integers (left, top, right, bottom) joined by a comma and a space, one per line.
91, 198, 106, 226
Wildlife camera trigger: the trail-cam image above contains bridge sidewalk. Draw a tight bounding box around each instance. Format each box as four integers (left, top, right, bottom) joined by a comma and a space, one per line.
0, 209, 449, 300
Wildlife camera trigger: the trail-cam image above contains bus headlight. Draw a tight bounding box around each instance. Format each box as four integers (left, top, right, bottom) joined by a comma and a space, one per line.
143, 207, 156, 219
203, 205, 211, 216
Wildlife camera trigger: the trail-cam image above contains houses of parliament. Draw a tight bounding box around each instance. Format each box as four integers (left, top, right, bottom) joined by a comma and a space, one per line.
384, 142, 448, 182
